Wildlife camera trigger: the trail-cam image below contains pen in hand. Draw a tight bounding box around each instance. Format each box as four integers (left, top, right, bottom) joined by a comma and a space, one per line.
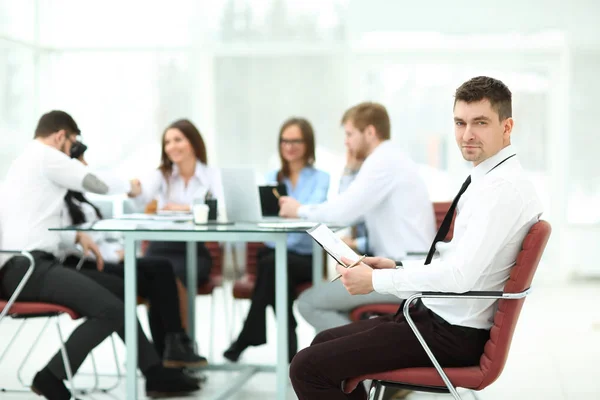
331, 254, 367, 282
272, 188, 281, 199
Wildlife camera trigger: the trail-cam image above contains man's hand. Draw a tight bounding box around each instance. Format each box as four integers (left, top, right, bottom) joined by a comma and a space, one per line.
278, 196, 301, 218
336, 256, 374, 295
363, 256, 396, 270
76, 232, 104, 271
345, 149, 364, 172
128, 179, 141, 198
161, 203, 190, 212
115, 249, 125, 263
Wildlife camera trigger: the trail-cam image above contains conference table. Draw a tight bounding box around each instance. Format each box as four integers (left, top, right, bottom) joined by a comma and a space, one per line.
52, 218, 334, 399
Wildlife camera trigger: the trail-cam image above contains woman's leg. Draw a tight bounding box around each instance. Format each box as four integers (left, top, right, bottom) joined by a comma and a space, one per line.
145, 241, 213, 287
225, 248, 312, 362
95, 255, 206, 367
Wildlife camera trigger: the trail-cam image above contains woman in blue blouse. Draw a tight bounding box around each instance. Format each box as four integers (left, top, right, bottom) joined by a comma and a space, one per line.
224, 117, 329, 363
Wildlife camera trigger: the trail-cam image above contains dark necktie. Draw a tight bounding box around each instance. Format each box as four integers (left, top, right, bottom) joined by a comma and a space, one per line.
424, 175, 471, 265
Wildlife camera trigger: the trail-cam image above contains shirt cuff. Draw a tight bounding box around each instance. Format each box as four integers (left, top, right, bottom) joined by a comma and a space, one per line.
297, 205, 311, 219
372, 268, 397, 295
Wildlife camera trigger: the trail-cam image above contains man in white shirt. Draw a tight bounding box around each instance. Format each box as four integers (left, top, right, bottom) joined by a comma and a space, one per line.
284, 103, 436, 336
0, 111, 199, 399
289, 77, 544, 400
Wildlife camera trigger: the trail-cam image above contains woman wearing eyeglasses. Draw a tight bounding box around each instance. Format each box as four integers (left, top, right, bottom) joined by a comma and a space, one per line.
224, 117, 330, 363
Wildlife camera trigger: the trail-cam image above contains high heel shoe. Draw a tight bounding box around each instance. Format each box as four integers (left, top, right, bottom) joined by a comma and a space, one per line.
223, 340, 250, 363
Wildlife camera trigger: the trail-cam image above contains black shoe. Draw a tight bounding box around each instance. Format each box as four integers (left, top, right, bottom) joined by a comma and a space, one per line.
31, 368, 79, 400
162, 332, 208, 369
223, 340, 250, 363
145, 365, 200, 398
182, 368, 208, 384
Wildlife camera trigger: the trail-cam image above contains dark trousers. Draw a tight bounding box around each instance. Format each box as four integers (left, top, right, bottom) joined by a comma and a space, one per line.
63, 255, 184, 356
145, 241, 212, 289
236, 248, 312, 357
0, 252, 160, 380
290, 301, 489, 400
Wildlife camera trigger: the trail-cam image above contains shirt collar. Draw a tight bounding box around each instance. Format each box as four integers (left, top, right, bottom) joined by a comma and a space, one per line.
471, 145, 516, 182
170, 160, 205, 179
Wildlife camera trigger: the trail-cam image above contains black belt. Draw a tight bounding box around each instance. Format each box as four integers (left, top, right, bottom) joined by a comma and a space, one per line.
412, 299, 447, 325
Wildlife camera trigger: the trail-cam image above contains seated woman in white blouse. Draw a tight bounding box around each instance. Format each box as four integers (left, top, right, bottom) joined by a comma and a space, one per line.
131, 119, 224, 288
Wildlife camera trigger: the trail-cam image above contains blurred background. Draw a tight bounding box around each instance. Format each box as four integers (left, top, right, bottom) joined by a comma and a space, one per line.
3, 0, 599, 279
1, 1, 599, 398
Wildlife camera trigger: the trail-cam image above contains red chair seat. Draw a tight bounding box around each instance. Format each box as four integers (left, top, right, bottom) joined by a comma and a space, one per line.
344, 366, 484, 393
0, 300, 80, 320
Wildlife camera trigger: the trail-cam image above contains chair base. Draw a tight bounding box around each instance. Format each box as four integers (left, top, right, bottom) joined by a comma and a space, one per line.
369, 380, 481, 400
379, 380, 450, 394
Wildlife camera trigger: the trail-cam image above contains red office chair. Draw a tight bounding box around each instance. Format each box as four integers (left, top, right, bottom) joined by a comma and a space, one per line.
0, 250, 120, 395
350, 201, 453, 321
229, 242, 325, 339
342, 220, 551, 400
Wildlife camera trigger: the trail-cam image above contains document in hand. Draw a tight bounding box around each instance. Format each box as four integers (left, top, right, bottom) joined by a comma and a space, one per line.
306, 223, 359, 267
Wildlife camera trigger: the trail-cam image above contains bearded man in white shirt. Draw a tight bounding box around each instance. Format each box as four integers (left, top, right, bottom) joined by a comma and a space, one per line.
280, 103, 436, 339
289, 76, 543, 400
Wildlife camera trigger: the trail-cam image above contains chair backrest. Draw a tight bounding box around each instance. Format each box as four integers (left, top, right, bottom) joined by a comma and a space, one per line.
433, 201, 453, 241
205, 242, 223, 276
243, 242, 328, 279
245, 242, 265, 276
476, 220, 551, 389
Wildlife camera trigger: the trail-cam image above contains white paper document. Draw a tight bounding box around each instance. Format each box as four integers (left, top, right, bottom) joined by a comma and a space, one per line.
306, 223, 359, 266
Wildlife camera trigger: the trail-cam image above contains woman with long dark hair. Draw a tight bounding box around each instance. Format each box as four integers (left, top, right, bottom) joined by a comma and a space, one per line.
131, 119, 223, 288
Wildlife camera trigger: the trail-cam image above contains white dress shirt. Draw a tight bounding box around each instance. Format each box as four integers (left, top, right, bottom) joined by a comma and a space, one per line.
298, 140, 436, 260
372, 145, 544, 329
0, 141, 129, 266
134, 161, 224, 217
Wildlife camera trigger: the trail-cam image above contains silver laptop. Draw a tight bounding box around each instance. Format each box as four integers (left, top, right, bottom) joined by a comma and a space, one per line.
220, 167, 318, 228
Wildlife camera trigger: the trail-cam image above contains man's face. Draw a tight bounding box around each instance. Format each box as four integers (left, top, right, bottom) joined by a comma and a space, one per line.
453, 99, 513, 166
343, 121, 369, 161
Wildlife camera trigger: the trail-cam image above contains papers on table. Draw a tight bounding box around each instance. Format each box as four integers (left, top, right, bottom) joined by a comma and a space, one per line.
114, 213, 193, 222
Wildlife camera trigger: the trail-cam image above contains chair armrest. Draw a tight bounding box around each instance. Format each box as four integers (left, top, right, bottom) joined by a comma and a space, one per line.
395, 288, 531, 396
417, 289, 530, 301
0, 250, 36, 322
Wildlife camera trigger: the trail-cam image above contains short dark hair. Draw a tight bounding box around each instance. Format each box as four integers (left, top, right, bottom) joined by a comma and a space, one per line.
454, 76, 512, 121
341, 102, 391, 140
34, 110, 80, 138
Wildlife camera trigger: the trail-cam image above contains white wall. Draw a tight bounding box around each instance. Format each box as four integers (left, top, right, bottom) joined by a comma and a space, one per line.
1, 0, 599, 276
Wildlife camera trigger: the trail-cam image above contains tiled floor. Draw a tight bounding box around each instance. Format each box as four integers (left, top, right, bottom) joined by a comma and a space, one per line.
1, 277, 599, 399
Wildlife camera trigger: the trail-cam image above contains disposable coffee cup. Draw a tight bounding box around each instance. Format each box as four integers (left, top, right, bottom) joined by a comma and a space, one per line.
193, 203, 209, 224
